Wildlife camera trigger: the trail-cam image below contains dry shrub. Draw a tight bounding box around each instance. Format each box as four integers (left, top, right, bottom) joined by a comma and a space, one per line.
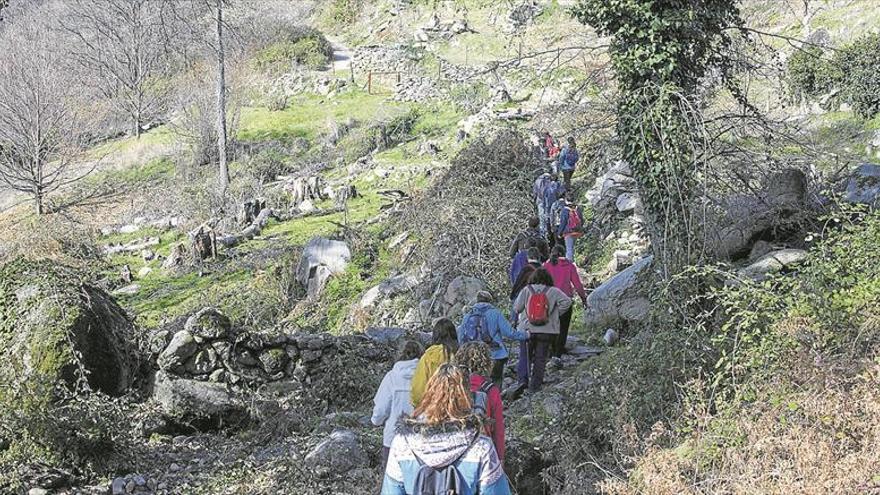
401, 129, 537, 293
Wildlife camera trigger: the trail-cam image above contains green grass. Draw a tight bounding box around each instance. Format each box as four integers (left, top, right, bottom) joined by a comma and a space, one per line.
238, 91, 409, 143
87, 126, 175, 158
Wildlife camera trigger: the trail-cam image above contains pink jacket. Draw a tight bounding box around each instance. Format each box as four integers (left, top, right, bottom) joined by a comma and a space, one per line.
543, 258, 587, 301
470, 374, 505, 461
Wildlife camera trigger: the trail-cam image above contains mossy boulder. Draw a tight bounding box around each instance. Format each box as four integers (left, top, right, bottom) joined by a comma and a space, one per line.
0, 258, 140, 405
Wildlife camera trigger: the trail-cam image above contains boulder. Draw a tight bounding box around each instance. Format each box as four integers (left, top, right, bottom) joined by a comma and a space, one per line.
585, 256, 653, 327
0, 259, 139, 399
304, 429, 369, 477
153, 371, 248, 430
615, 192, 641, 213
296, 238, 351, 298
441, 276, 488, 319
844, 163, 880, 206
158, 330, 198, 371
738, 249, 808, 281
184, 307, 231, 340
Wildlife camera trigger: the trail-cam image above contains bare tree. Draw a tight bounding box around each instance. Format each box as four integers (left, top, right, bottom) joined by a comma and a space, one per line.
214, 0, 229, 193
0, 21, 95, 214
62, 0, 170, 139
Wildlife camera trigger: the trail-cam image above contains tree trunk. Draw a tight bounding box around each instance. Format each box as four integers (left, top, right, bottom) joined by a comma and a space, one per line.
135, 101, 142, 139
34, 187, 43, 215
215, 0, 229, 194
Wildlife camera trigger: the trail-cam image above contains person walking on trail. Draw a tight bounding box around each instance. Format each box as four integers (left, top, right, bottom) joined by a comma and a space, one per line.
543, 245, 588, 368
381, 364, 513, 495
509, 217, 549, 261
372, 340, 424, 469
557, 196, 585, 262
542, 174, 565, 241
411, 318, 459, 407
509, 263, 537, 393
558, 136, 580, 188
455, 342, 507, 463
457, 291, 529, 385
533, 173, 553, 235
543, 131, 559, 160
512, 268, 572, 392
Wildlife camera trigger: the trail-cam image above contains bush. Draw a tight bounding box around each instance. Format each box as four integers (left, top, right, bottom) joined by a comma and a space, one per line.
834, 34, 880, 118
786, 35, 880, 118
337, 109, 419, 164
254, 29, 333, 73
448, 82, 492, 114
323, 0, 363, 27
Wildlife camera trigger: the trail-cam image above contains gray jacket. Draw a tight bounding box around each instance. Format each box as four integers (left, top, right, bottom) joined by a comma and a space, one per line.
512, 284, 572, 335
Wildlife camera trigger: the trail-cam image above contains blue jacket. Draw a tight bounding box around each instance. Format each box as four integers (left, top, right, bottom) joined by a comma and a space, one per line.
509, 250, 528, 285
381, 420, 512, 495
542, 180, 564, 211
533, 174, 552, 201
557, 205, 585, 237
558, 147, 580, 171
457, 302, 528, 360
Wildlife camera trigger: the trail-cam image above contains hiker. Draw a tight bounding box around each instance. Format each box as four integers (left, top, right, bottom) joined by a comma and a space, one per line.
533, 173, 553, 235
410, 318, 459, 407
541, 174, 565, 242
382, 364, 512, 495
543, 245, 588, 366
509, 263, 537, 391
543, 131, 559, 160
557, 196, 585, 262
372, 340, 425, 469
509, 217, 549, 261
509, 246, 543, 297
558, 136, 580, 188
457, 291, 529, 385
454, 342, 506, 462
512, 268, 572, 392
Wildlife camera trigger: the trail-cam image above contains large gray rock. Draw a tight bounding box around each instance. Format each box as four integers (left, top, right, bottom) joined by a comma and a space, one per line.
365, 327, 406, 345
844, 163, 880, 206
738, 249, 808, 281
304, 429, 369, 477
153, 371, 248, 430
296, 238, 351, 299
157, 330, 197, 371
184, 307, 231, 340
585, 256, 653, 327
441, 276, 488, 319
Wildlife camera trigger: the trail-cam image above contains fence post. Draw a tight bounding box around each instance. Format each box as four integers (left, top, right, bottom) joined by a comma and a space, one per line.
350, 62, 354, 83
368, 71, 372, 94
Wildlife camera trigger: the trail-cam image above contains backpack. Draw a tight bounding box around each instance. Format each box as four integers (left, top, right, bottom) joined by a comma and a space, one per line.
410, 431, 480, 495
566, 207, 583, 233
471, 380, 495, 417
460, 306, 497, 350
526, 287, 550, 326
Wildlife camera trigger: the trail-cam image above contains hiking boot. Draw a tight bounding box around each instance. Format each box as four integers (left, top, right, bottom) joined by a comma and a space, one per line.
549, 356, 563, 370
503, 383, 527, 401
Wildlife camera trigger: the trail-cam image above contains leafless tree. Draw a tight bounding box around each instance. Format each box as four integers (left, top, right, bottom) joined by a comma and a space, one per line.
0, 19, 96, 214
62, 0, 171, 139
214, 0, 230, 193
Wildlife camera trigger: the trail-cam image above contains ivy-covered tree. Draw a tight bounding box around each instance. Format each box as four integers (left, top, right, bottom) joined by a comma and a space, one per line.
572, 0, 743, 274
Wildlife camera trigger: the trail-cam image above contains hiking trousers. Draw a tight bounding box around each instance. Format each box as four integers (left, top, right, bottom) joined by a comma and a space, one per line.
516, 339, 530, 386
491, 358, 507, 386
564, 235, 576, 261
528, 334, 554, 392
562, 169, 573, 188
553, 306, 573, 358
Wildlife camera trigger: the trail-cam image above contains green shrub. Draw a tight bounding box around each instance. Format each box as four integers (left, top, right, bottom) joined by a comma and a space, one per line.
337, 109, 419, 164
253, 28, 333, 73
834, 34, 880, 118
323, 0, 363, 27
786, 46, 838, 103
448, 82, 491, 114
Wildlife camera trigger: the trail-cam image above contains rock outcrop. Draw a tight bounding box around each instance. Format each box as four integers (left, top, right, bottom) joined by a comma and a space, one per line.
584, 256, 654, 328
296, 238, 351, 299
844, 163, 880, 206
304, 429, 369, 477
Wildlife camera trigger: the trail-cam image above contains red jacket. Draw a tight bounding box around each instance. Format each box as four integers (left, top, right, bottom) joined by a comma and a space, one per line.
470, 374, 505, 461
543, 258, 587, 301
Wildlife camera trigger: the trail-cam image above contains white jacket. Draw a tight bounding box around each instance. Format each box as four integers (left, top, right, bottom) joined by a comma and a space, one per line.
372, 358, 419, 447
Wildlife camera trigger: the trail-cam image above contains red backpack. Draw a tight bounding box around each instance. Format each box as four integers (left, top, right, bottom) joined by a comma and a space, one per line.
526, 287, 550, 325
566, 207, 583, 237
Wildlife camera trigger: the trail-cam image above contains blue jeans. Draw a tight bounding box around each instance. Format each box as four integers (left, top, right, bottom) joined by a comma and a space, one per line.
565, 235, 575, 261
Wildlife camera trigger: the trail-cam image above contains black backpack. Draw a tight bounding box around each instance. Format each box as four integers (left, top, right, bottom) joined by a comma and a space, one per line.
409, 430, 480, 495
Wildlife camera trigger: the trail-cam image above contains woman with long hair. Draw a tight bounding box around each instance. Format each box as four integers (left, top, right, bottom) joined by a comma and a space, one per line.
543, 244, 588, 364
455, 342, 506, 462
410, 318, 459, 407
512, 267, 572, 392
381, 364, 512, 495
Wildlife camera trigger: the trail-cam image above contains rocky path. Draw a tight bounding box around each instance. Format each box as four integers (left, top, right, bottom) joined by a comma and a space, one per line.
328, 38, 352, 76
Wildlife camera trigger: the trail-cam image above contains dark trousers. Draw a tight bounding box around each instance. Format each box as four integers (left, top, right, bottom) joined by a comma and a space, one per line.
382, 446, 391, 471
516, 340, 530, 386
491, 358, 507, 386
562, 169, 574, 188
528, 334, 554, 391
553, 307, 573, 358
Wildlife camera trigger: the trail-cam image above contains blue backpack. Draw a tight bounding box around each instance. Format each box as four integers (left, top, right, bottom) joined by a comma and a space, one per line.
460, 306, 497, 350
410, 430, 480, 495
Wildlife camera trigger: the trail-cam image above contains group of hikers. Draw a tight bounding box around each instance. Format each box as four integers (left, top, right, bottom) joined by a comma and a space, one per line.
370, 132, 588, 494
